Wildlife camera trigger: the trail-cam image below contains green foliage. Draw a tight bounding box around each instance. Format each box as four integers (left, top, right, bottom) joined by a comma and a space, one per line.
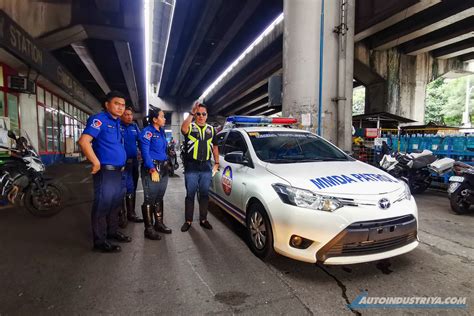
352, 87, 365, 115
425, 75, 474, 126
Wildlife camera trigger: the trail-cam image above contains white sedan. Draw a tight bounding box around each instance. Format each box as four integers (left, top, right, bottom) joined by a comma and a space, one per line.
210, 116, 419, 264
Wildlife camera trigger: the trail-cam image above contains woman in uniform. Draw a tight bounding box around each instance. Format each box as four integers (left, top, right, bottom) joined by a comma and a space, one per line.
139, 107, 172, 240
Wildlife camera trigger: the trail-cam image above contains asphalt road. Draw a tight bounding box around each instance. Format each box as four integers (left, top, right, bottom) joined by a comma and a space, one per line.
0, 163, 472, 315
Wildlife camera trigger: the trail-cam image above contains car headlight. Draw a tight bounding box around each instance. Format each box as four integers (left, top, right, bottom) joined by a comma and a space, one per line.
272, 183, 342, 212
402, 181, 412, 200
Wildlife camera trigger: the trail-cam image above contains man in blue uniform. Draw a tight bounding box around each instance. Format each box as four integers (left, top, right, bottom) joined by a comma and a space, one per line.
119, 106, 143, 227
78, 91, 132, 253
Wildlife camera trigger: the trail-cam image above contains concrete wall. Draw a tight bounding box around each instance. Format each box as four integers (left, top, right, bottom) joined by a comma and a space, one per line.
19, 93, 38, 151
0, 0, 71, 38
355, 42, 464, 123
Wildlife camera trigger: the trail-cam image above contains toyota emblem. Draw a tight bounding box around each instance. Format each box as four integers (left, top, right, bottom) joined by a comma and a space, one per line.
378, 198, 391, 209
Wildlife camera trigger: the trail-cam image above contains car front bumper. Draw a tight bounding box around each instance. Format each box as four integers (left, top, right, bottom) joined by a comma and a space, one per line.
267, 196, 419, 264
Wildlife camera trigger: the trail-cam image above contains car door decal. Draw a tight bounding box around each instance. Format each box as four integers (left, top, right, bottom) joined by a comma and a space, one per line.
222, 166, 233, 195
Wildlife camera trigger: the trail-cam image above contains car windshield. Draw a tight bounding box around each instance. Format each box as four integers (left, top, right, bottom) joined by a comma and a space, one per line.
247, 131, 350, 163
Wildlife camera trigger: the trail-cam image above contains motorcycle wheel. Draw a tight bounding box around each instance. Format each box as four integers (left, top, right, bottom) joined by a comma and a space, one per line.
24, 182, 64, 217
449, 184, 471, 214
409, 179, 431, 194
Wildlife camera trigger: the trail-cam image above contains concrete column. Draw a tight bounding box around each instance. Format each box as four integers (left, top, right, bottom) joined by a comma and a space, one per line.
282, 0, 347, 145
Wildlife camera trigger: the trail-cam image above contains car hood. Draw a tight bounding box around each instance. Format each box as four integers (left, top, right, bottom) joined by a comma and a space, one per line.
265, 160, 402, 196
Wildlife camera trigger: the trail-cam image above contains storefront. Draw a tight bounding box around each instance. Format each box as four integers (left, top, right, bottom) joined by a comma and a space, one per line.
0, 10, 100, 165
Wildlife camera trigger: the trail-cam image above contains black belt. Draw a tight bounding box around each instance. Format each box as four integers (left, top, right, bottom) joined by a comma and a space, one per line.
126, 158, 136, 164
152, 160, 167, 165
101, 165, 125, 171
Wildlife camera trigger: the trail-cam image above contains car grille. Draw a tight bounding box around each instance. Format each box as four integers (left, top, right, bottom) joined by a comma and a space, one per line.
316, 215, 417, 262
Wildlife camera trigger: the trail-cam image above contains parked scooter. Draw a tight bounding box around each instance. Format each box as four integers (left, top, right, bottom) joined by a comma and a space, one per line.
448, 161, 474, 214
379, 150, 438, 194
167, 141, 179, 176
0, 130, 65, 216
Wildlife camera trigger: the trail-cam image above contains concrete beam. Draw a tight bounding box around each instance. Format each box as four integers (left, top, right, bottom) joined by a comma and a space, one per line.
372, 2, 474, 50
71, 42, 111, 94
231, 93, 268, 115
38, 24, 140, 51
461, 52, 474, 62
355, 0, 441, 42
169, 0, 222, 96
259, 107, 281, 116
202, 17, 283, 104
432, 38, 474, 59
211, 78, 269, 115
403, 18, 474, 55
114, 41, 140, 109
182, 0, 262, 97
240, 102, 270, 116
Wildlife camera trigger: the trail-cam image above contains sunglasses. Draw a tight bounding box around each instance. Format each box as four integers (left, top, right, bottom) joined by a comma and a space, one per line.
196, 112, 207, 117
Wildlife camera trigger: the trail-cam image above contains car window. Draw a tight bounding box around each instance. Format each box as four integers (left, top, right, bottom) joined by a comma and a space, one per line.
224, 131, 248, 155
247, 131, 350, 163
216, 131, 228, 155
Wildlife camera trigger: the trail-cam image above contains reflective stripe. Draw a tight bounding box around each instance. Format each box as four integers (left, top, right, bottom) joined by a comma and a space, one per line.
185, 123, 213, 161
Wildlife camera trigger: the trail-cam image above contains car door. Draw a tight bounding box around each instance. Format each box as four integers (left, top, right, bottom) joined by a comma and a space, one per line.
220, 130, 253, 214
211, 130, 228, 198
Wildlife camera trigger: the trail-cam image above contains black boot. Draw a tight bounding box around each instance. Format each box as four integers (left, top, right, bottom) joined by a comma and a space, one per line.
126, 193, 143, 223
141, 204, 161, 240
154, 201, 172, 234
118, 197, 128, 229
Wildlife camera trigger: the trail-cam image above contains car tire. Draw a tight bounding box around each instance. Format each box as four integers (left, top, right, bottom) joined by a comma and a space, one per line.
246, 203, 274, 260
449, 184, 471, 215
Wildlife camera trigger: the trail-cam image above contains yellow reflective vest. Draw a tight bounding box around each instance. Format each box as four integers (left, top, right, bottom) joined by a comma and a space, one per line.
183, 123, 215, 162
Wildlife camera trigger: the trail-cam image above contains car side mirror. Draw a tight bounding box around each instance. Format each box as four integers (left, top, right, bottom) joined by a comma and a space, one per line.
225, 151, 248, 165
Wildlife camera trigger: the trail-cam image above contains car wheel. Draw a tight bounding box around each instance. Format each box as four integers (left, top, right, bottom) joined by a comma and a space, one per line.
246, 203, 274, 260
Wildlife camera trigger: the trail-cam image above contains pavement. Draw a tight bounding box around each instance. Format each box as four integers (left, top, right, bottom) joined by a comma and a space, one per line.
0, 162, 472, 315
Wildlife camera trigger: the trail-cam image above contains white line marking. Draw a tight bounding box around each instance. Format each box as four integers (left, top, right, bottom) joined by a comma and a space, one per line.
187, 259, 215, 296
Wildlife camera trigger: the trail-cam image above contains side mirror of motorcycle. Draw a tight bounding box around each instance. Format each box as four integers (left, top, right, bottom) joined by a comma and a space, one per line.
7, 130, 16, 140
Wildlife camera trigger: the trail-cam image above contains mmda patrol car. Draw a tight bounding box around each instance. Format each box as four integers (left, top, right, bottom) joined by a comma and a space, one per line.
209, 116, 419, 264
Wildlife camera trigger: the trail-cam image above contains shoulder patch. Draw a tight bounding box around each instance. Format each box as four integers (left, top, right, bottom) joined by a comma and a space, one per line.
91, 119, 102, 129
144, 131, 153, 140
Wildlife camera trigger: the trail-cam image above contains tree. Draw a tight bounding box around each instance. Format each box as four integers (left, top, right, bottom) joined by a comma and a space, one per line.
425, 75, 474, 126
425, 77, 447, 124
352, 87, 365, 115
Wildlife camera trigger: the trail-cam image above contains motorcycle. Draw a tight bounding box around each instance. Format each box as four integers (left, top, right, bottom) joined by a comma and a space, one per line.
448, 161, 474, 214
167, 141, 179, 176
0, 129, 65, 217
379, 150, 438, 194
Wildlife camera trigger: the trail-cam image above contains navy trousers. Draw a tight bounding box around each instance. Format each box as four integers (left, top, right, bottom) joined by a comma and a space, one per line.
91, 169, 126, 245
141, 165, 168, 205
124, 159, 139, 194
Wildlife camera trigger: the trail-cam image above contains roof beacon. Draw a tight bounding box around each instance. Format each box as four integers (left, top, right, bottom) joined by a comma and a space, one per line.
226, 116, 298, 126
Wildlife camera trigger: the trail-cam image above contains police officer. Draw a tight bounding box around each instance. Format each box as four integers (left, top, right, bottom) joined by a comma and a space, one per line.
180, 102, 219, 232
139, 107, 172, 240
78, 91, 132, 253
119, 106, 144, 227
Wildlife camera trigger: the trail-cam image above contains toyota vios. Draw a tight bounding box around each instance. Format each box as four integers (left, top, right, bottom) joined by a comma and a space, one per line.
209, 116, 419, 264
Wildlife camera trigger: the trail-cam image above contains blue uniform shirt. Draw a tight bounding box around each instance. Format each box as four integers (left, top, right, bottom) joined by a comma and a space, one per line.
139, 125, 167, 170
120, 122, 140, 159
83, 111, 127, 166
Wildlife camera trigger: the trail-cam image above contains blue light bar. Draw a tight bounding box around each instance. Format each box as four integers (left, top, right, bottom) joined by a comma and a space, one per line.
226, 116, 273, 124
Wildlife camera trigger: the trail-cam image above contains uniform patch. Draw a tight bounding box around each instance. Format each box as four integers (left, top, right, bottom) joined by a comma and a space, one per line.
144, 131, 153, 140
91, 119, 102, 129
205, 128, 212, 135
